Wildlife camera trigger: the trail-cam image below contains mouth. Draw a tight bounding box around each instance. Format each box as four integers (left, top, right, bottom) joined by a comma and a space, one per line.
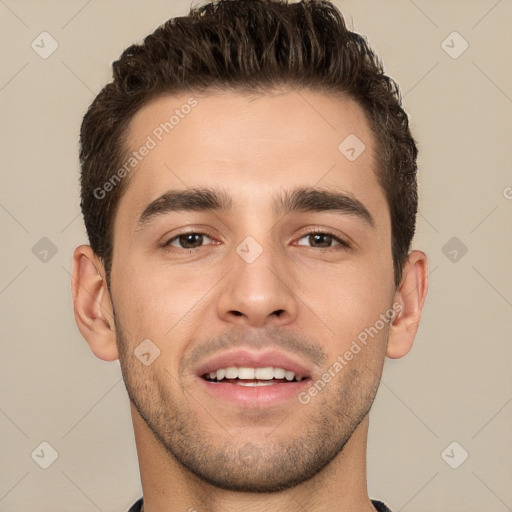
195, 350, 313, 406
201, 366, 306, 386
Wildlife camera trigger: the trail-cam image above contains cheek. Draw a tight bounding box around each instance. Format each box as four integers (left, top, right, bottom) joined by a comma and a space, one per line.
111, 259, 218, 340
299, 259, 394, 350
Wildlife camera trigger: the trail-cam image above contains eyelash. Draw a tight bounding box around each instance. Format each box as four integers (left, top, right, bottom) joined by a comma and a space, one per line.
163, 228, 351, 251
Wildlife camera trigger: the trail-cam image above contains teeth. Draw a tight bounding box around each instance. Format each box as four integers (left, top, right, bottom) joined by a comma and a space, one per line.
225, 366, 238, 379
273, 367, 285, 379
254, 367, 274, 379
237, 367, 255, 379
205, 366, 303, 382
236, 381, 276, 387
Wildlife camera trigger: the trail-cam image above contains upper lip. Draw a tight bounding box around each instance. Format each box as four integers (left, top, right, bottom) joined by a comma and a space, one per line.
195, 349, 313, 380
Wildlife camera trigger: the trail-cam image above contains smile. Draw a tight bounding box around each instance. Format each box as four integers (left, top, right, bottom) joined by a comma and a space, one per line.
201, 366, 305, 386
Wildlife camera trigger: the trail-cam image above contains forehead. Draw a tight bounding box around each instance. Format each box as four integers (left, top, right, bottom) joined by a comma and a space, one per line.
116, 89, 388, 232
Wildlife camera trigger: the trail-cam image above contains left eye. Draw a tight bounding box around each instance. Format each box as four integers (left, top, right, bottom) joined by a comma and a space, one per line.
296, 232, 348, 249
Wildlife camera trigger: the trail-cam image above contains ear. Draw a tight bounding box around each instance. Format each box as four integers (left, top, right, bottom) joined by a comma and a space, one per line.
71, 245, 119, 361
386, 250, 429, 359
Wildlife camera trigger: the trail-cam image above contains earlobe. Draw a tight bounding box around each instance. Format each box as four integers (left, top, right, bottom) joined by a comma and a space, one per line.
386, 250, 429, 359
71, 245, 119, 361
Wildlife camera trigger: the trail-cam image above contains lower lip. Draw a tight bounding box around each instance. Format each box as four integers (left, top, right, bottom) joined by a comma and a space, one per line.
197, 377, 310, 407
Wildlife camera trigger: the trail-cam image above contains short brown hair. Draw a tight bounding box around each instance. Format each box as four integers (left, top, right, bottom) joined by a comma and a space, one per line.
79, 0, 418, 288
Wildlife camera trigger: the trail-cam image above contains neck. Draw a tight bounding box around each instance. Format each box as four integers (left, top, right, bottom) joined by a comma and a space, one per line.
131, 403, 376, 512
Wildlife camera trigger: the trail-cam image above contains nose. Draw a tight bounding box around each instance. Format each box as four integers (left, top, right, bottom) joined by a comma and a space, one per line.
216, 239, 299, 328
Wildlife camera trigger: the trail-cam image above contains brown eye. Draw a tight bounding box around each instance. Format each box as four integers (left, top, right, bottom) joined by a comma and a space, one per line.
296, 230, 350, 250
166, 233, 212, 249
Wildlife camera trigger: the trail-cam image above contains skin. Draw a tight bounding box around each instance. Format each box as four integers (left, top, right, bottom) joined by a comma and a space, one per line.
72, 89, 428, 512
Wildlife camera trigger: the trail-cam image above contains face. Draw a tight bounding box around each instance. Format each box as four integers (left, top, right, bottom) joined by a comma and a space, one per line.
109, 89, 396, 492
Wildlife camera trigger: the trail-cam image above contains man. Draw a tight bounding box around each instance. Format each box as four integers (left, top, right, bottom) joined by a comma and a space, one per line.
71, 0, 428, 510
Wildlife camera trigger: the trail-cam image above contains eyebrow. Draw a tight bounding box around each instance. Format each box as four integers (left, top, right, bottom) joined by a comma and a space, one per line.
136, 186, 375, 230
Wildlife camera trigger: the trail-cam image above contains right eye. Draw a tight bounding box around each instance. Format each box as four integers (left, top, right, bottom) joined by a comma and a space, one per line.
164, 232, 215, 250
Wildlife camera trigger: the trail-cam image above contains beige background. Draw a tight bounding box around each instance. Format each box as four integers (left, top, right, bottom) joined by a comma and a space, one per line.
1, 1, 511, 511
